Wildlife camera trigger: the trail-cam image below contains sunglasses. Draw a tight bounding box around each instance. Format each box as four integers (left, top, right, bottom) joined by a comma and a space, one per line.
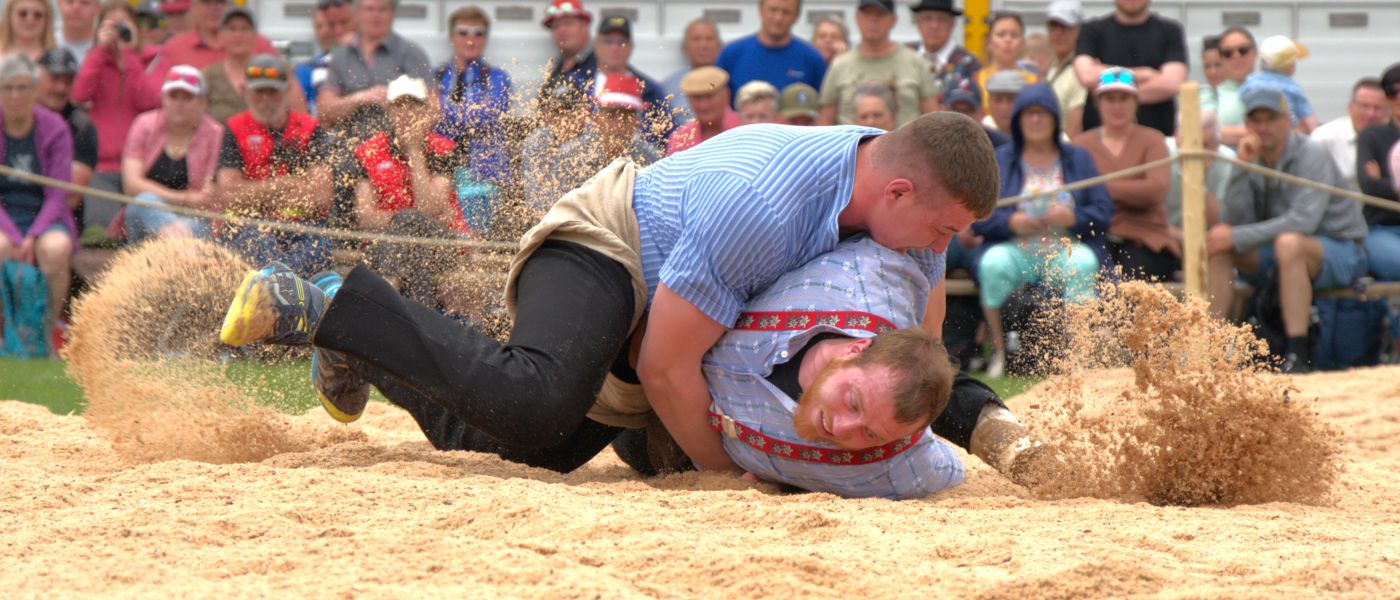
246, 65, 283, 79
1098, 69, 1134, 86
14, 9, 44, 19
453, 26, 487, 38
1219, 45, 1252, 59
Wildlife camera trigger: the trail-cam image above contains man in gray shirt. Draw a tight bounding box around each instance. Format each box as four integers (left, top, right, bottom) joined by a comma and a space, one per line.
315, 0, 432, 135
1206, 87, 1369, 372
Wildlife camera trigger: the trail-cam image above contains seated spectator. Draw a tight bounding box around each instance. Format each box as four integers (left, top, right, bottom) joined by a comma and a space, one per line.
56, 0, 98, 64
435, 5, 511, 234
1164, 109, 1232, 232
294, 0, 354, 115
1207, 87, 1368, 372
1240, 36, 1318, 134
809, 16, 847, 64
593, 15, 672, 146
735, 80, 779, 124
348, 75, 470, 304
1200, 34, 1223, 88
974, 12, 1037, 108
202, 8, 307, 124
155, 0, 278, 72
940, 77, 1010, 147
1201, 27, 1253, 146
520, 82, 590, 214
715, 0, 825, 94
120, 65, 223, 243
667, 66, 737, 155
1072, 68, 1172, 282
133, 0, 167, 48
1043, 0, 1086, 136
71, 0, 161, 229
971, 82, 1111, 378
818, 0, 936, 128
538, 0, 594, 103
851, 81, 895, 131
1369, 66, 1400, 280
779, 82, 819, 125
909, 0, 979, 90
1024, 33, 1051, 79
0, 54, 74, 340
0, 0, 54, 61
661, 18, 721, 123
35, 48, 96, 224
1072, 0, 1187, 136
1311, 77, 1387, 193
215, 54, 333, 275
983, 69, 1027, 133
578, 72, 661, 167
315, 0, 432, 134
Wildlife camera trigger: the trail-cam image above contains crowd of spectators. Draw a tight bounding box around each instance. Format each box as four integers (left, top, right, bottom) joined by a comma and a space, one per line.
0, 0, 1398, 373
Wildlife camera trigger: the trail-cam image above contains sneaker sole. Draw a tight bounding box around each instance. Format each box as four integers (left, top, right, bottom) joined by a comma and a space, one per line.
313, 351, 367, 424
220, 268, 301, 347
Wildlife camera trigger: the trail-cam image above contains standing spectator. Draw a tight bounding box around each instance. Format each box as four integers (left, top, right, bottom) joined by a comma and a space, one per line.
1206, 87, 1368, 372
0, 0, 55, 61
818, 0, 936, 128
909, 0, 978, 91
667, 66, 737, 155
851, 81, 895, 131
156, 0, 278, 71
971, 82, 1111, 378
55, 0, 98, 63
119, 65, 223, 242
592, 15, 672, 146
1363, 65, 1400, 280
983, 69, 1026, 133
940, 77, 1010, 147
1164, 109, 1231, 231
520, 83, 589, 214
778, 81, 818, 125
735, 79, 779, 124
216, 54, 333, 275
306, 0, 431, 133
809, 16, 847, 64
435, 5, 511, 235
1200, 35, 1223, 88
1024, 33, 1051, 79
201, 10, 308, 124
1073, 67, 1172, 281
0, 54, 74, 337
1311, 78, 1387, 193
134, 0, 168, 48
538, 0, 594, 103
661, 18, 721, 123
715, 0, 826, 95
1240, 35, 1318, 134
578, 72, 661, 168
160, 0, 191, 38
71, 0, 161, 230
294, 0, 354, 115
1044, 0, 1086, 136
35, 48, 95, 225
1203, 27, 1253, 146
1073, 0, 1187, 136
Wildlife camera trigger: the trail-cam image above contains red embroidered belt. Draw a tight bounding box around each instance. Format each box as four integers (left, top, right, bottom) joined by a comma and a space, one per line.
709, 409, 922, 465
732, 310, 897, 334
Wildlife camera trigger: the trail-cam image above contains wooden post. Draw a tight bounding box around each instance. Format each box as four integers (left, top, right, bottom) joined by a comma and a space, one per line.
963, 0, 990, 63
1179, 82, 1207, 299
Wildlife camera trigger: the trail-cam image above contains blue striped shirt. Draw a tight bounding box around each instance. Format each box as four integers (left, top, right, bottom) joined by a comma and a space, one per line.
633, 124, 903, 326
703, 235, 963, 500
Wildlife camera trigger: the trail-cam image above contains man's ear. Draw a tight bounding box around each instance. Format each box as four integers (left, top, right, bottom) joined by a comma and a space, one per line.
843, 337, 874, 357
883, 177, 914, 205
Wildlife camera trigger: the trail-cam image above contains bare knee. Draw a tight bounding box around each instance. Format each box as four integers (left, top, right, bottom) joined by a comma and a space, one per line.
1273, 232, 1309, 264
35, 232, 73, 273
0, 236, 14, 261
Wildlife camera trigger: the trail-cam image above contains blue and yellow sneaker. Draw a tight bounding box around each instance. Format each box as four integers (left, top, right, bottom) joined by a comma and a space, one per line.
219, 262, 327, 347
308, 271, 370, 423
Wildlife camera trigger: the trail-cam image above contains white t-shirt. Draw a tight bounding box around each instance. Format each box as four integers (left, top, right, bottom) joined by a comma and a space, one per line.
1311, 116, 1360, 192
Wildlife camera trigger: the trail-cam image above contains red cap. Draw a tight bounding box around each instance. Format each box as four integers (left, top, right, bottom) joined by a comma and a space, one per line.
541, 0, 591, 27
162, 0, 191, 14
595, 73, 645, 110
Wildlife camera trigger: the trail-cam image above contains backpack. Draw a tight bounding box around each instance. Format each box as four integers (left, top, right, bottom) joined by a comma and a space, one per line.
1, 260, 49, 358
1311, 295, 1387, 371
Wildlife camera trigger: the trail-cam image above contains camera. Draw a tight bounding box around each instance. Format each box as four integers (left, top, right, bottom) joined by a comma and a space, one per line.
115, 22, 132, 43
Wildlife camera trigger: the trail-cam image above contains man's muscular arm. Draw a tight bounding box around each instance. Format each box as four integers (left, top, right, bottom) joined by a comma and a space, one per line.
922, 278, 946, 336
637, 284, 738, 472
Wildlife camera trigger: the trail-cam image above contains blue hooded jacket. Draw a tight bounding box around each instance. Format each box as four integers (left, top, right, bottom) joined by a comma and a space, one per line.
971, 83, 1113, 269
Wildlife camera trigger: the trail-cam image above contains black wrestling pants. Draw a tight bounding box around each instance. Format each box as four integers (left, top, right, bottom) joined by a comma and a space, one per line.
313, 240, 634, 472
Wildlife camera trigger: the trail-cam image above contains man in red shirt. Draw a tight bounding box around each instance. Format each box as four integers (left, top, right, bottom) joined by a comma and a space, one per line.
666, 66, 739, 155
157, 0, 277, 72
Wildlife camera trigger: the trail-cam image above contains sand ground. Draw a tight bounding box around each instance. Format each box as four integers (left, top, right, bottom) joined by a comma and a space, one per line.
2, 367, 1397, 598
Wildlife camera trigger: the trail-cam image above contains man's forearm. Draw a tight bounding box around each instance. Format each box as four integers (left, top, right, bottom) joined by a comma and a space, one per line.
642, 366, 736, 471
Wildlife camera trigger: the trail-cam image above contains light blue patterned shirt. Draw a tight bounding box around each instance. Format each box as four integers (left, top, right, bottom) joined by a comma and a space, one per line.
632, 124, 943, 326
703, 235, 964, 500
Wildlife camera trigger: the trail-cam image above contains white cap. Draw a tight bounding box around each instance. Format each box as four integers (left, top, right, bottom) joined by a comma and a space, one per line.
386, 75, 429, 104
1046, 0, 1082, 26
1259, 35, 1308, 71
161, 64, 204, 96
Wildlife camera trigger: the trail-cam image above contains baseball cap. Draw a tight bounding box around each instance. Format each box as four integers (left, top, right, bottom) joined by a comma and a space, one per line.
595, 72, 645, 110
542, 0, 592, 28
162, 64, 204, 96
36, 47, 78, 77
679, 66, 728, 96
985, 69, 1029, 95
161, 0, 190, 15
1259, 35, 1308, 71
909, 0, 962, 16
245, 53, 288, 92
1241, 86, 1289, 116
1046, 0, 1082, 26
858, 0, 895, 13
597, 14, 631, 38
387, 75, 429, 104
135, 0, 163, 19
779, 83, 820, 119
1094, 66, 1137, 96
942, 77, 981, 108
220, 5, 255, 28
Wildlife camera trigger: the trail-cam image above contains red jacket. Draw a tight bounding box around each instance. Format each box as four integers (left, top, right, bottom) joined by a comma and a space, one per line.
352, 131, 469, 233
71, 45, 162, 172
226, 111, 318, 179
